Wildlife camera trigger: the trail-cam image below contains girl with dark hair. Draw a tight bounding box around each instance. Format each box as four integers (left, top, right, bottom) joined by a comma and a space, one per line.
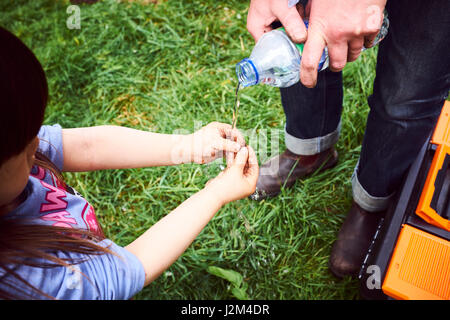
0, 26, 258, 299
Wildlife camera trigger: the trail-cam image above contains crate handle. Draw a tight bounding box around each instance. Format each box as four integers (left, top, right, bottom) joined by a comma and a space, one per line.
416, 101, 450, 231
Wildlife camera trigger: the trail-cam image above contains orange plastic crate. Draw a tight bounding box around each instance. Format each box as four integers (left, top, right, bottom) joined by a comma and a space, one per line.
382, 224, 450, 300
416, 100, 450, 231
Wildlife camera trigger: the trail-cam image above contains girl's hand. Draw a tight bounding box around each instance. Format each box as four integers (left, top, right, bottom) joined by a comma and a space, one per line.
187, 122, 246, 164
206, 146, 259, 205
126, 145, 257, 286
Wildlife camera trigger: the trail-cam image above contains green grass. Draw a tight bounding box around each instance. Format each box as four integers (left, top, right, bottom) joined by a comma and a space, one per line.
1, 0, 379, 299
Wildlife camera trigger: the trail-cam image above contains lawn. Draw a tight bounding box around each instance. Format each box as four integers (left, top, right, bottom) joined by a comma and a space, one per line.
0, 0, 379, 299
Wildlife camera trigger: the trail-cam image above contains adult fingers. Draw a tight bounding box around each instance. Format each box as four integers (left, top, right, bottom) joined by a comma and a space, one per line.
327, 40, 349, 72
363, 33, 378, 49
304, 0, 311, 16
364, 9, 385, 48
299, 25, 326, 88
347, 37, 364, 62
246, 5, 274, 42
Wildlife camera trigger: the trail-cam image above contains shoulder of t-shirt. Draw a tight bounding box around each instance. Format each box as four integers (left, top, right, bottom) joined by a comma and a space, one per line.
37, 124, 64, 171
0, 239, 146, 300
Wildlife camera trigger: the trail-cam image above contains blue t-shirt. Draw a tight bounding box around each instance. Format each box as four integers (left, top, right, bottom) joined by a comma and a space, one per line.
0, 125, 145, 300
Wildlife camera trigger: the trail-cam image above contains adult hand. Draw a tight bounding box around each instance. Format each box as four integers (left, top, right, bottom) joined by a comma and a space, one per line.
187, 122, 246, 164
247, 0, 307, 43
300, 0, 386, 87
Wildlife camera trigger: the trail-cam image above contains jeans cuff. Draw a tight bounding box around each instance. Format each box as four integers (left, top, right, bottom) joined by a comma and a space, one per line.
285, 122, 340, 155
351, 165, 393, 212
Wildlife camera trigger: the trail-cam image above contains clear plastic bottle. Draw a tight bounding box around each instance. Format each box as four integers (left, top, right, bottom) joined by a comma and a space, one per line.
236, 16, 389, 88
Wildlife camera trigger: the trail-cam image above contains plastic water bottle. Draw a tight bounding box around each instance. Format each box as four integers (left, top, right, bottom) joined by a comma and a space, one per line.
236, 16, 389, 88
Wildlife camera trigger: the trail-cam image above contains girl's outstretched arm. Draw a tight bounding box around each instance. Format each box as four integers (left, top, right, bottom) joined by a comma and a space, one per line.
126, 183, 223, 286
61, 123, 245, 172
125, 146, 258, 286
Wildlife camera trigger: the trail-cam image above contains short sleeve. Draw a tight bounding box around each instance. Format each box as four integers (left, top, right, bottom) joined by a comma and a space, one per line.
37, 124, 64, 171
77, 240, 146, 300
0, 240, 146, 300
52, 240, 146, 300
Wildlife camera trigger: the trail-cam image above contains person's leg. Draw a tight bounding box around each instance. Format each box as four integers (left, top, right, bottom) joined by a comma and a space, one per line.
282, 68, 343, 155
330, 0, 450, 277
355, 1, 450, 207
252, 69, 343, 200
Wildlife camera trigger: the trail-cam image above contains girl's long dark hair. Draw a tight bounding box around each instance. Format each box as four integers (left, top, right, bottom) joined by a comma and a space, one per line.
0, 26, 112, 300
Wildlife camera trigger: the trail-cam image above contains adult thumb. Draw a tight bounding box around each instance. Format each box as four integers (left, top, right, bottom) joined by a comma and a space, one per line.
276, 5, 307, 43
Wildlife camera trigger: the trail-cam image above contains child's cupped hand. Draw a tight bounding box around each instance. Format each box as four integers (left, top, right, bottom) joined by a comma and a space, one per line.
206, 145, 259, 205
188, 122, 246, 164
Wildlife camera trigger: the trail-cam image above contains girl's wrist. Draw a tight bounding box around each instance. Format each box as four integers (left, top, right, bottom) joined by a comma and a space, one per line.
172, 134, 194, 164
203, 180, 227, 207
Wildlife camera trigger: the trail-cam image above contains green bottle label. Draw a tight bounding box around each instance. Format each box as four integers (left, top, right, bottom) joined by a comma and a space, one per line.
278, 27, 304, 54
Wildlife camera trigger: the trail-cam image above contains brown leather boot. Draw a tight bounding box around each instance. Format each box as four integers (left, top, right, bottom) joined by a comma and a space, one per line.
250, 147, 338, 201
328, 201, 386, 278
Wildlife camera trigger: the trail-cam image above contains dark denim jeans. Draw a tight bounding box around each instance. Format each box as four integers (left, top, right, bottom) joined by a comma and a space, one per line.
279, 0, 450, 211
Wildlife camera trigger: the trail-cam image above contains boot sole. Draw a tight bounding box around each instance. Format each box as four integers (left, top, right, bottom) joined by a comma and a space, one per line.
328, 259, 360, 279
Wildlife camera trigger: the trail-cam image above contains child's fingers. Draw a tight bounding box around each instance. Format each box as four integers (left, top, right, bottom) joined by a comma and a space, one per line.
247, 145, 258, 165
245, 146, 259, 181
213, 137, 241, 153
226, 151, 235, 168
213, 122, 233, 137
227, 128, 246, 147
231, 147, 249, 171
